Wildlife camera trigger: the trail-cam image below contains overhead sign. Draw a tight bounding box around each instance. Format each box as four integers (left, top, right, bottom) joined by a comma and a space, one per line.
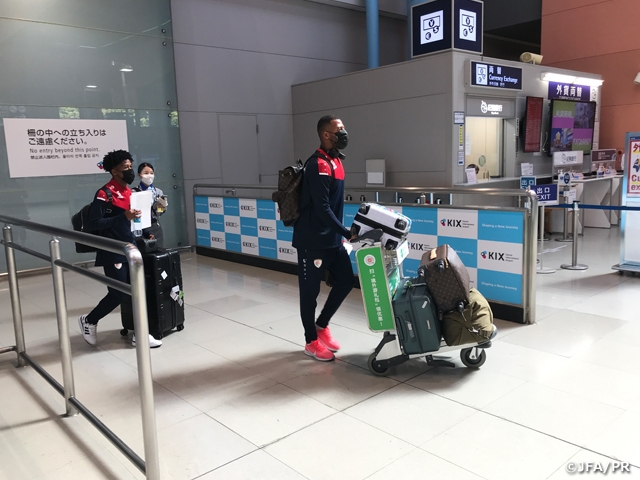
532, 184, 559, 206
3, 118, 128, 178
470, 61, 522, 90
520, 176, 536, 190
453, 0, 483, 53
412, 0, 483, 58
548, 81, 596, 102
466, 97, 516, 118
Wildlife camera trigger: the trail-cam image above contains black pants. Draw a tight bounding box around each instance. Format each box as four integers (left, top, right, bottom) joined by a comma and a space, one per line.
86, 262, 129, 325
297, 245, 354, 344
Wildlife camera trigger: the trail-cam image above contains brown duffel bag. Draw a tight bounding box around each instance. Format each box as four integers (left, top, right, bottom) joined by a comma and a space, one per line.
441, 288, 496, 346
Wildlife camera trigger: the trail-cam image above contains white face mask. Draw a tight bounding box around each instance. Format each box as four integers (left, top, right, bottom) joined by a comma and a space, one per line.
141, 174, 154, 186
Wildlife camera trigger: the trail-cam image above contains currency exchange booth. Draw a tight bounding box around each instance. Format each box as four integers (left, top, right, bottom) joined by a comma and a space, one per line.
290, 0, 603, 195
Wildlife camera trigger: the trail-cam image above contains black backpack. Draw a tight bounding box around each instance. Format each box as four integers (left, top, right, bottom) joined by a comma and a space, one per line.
71, 187, 112, 253
271, 159, 308, 227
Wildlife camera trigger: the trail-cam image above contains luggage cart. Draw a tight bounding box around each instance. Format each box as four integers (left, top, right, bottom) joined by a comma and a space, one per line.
354, 230, 493, 377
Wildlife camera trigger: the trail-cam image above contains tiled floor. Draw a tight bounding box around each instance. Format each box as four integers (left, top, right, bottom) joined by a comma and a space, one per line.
0, 226, 639, 479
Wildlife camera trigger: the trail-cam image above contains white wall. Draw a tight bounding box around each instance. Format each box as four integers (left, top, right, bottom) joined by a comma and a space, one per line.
292, 52, 454, 188
292, 51, 602, 193
171, 0, 407, 244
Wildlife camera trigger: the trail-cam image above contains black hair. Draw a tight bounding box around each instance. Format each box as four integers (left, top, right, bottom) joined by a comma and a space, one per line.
137, 162, 155, 174
102, 150, 132, 172
317, 115, 338, 136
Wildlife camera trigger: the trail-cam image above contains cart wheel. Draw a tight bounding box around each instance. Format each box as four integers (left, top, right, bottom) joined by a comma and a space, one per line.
176, 324, 185, 331
618, 270, 624, 276
461, 348, 486, 368
120, 329, 129, 337
368, 353, 390, 376
154, 333, 163, 340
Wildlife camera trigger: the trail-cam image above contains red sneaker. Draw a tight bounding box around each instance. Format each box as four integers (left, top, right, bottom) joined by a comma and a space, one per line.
304, 339, 335, 362
316, 326, 340, 352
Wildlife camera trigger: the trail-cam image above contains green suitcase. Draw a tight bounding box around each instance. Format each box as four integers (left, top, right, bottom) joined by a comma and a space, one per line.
392, 278, 441, 355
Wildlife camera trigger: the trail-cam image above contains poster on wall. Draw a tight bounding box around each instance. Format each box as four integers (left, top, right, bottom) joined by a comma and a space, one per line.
548, 99, 596, 156
626, 137, 640, 197
3, 118, 129, 178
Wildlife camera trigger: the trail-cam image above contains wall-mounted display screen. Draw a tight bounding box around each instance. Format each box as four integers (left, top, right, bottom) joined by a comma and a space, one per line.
523, 96, 543, 153
548, 99, 596, 156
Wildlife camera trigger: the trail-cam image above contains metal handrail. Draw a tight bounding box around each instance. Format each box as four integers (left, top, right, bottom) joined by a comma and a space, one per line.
0, 214, 160, 479
192, 184, 538, 324
194, 182, 537, 198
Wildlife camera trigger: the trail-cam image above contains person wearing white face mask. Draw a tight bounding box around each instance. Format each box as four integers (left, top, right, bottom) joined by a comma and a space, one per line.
133, 162, 168, 248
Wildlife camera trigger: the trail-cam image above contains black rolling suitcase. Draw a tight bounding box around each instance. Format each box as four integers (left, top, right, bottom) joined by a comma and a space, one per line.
418, 244, 470, 317
121, 249, 185, 339
392, 278, 441, 354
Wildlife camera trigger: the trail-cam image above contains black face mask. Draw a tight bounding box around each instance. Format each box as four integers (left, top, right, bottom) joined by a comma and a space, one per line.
333, 129, 348, 150
122, 169, 135, 185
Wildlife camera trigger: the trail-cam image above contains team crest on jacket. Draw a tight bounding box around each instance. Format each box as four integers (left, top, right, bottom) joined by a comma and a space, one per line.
314, 259, 322, 268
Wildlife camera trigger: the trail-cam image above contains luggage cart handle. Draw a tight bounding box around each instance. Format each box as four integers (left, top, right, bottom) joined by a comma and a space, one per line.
351, 228, 384, 244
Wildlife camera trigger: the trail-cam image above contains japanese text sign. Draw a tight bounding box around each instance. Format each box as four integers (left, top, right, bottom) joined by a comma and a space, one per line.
627, 138, 640, 197
3, 118, 129, 178
532, 184, 558, 206
355, 246, 395, 332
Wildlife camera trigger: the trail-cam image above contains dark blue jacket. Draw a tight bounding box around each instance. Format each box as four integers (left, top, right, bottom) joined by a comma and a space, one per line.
292, 148, 350, 250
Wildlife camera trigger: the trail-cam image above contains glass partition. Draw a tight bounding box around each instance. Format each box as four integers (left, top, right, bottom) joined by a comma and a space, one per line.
465, 116, 503, 179
0, 5, 185, 274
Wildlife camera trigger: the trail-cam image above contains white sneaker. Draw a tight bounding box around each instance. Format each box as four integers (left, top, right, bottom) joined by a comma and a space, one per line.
78, 315, 97, 346
132, 334, 162, 349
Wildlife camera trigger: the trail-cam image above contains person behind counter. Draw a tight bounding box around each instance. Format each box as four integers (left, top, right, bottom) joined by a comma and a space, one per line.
133, 162, 168, 248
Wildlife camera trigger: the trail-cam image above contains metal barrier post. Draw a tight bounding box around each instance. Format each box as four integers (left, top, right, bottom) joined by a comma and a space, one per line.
523, 191, 538, 323
127, 246, 160, 480
561, 201, 588, 271
538, 206, 550, 241
3, 225, 26, 367
49, 237, 78, 416
556, 191, 573, 243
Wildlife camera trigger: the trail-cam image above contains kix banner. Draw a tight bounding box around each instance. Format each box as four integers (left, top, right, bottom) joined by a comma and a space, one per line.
196, 197, 525, 306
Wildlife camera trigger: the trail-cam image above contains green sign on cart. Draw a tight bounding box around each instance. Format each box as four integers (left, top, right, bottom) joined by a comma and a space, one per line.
356, 246, 395, 332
